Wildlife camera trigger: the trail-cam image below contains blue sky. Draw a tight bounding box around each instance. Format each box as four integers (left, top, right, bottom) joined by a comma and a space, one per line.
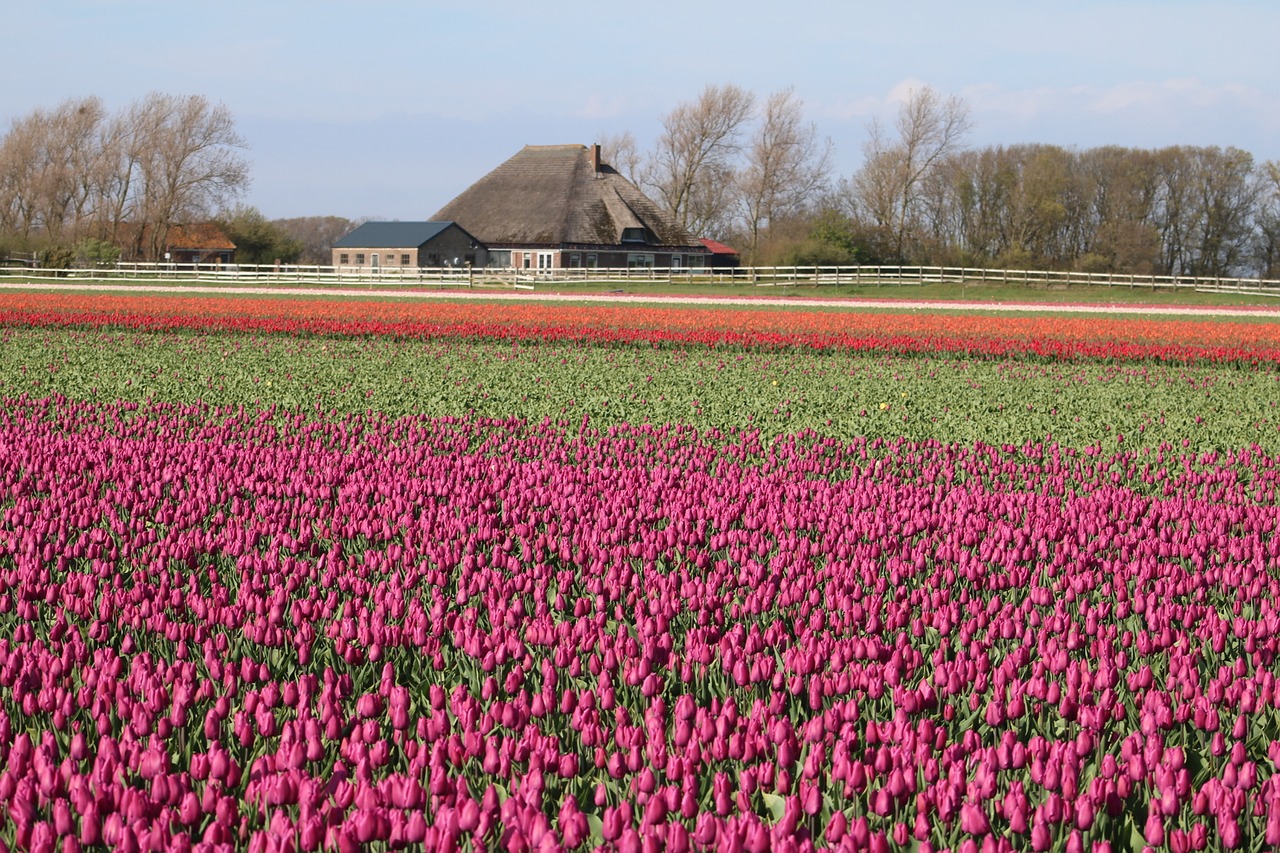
6, 0, 1278, 220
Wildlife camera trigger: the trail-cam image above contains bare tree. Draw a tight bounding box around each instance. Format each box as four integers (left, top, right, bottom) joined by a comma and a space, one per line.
1187, 146, 1259, 277
0, 112, 43, 239
644, 83, 755, 237
130, 93, 251, 259
597, 130, 641, 184
735, 88, 833, 261
88, 109, 144, 248
1077, 146, 1162, 272
273, 215, 355, 265
37, 97, 109, 243
1254, 161, 1280, 278
847, 86, 972, 261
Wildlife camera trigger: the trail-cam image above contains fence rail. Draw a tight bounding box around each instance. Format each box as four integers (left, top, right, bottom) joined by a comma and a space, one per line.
2, 261, 1279, 296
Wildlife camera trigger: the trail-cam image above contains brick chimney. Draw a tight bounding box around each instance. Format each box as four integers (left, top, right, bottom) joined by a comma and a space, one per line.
591, 143, 602, 172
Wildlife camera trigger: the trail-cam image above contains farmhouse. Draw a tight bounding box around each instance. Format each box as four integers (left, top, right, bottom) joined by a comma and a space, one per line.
433, 144, 708, 271
117, 222, 237, 264
331, 221, 486, 271
164, 224, 237, 265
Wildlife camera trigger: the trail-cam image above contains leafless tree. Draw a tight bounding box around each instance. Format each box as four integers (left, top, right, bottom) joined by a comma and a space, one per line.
130, 93, 251, 259
735, 88, 834, 261
0, 112, 42, 239
0, 98, 106, 243
847, 86, 972, 261
273, 215, 355, 265
644, 83, 755, 237
597, 130, 642, 184
1253, 161, 1280, 278
1186, 146, 1259, 277
88, 110, 144, 248
0, 93, 250, 260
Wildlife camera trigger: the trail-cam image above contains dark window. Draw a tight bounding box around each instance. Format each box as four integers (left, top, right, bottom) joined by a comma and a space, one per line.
621, 227, 647, 243
339, 253, 349, 264
401, 254, 411, 265
355, 253, 365, 265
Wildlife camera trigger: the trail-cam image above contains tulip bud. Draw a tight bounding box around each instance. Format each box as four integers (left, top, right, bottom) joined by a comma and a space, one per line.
1144, 809, 1164, 847
960, 803, 990, 835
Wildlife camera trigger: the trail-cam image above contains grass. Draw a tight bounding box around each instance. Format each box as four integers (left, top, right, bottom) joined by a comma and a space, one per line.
2, 273, 1280, 309
531, 278, 1280, 306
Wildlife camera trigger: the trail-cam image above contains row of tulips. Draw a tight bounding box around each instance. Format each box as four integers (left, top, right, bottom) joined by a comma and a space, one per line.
5, 325, 1280, 456
1, 395, 1279, 850
3, 293, 1280, 365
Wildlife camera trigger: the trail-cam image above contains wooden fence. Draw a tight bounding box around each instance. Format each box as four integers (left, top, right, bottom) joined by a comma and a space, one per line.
2, 261, 1279, 296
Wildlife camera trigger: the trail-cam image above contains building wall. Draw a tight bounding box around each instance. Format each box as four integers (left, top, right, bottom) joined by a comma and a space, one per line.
493, 248, 709, 270
169, 249, 234, 265
332, 226, 487, 269
418, 226, 487, 267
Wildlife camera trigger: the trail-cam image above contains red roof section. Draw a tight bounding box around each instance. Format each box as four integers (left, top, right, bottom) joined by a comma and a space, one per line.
166, 223, 236, 251
699, 238, 738, 256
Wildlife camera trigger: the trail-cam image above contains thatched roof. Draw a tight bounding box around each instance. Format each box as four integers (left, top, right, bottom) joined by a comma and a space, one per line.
432, 144, 703, 249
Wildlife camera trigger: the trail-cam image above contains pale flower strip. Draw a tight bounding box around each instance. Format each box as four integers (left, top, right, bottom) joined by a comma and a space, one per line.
0, 399, 1278, 850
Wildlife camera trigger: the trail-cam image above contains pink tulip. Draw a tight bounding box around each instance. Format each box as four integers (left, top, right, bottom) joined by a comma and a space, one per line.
960, 802, 990, 835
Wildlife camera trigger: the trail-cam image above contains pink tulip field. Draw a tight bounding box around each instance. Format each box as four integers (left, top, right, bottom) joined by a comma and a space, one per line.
0, 298, 1279, 852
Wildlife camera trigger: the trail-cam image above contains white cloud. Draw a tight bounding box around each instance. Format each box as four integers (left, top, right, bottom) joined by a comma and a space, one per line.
885, 78, 932, 107
817, 79, 938, 121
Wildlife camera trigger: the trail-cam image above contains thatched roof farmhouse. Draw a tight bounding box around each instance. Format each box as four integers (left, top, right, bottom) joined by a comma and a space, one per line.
433, 144, 708, 270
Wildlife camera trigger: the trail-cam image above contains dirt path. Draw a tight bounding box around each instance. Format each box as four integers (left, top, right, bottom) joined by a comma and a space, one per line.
4, 280, 1280, 318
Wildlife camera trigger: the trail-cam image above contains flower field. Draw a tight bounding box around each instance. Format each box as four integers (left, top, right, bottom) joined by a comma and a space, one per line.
1, 293, 1279, 852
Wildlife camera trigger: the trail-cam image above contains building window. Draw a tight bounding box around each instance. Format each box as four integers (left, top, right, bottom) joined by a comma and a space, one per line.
671, 255, 683, 269
355, 253, 365, 265
569, 253, 581, 268
627, 253, 654, 269
339, 253, 349, 264
487, 250, 511, 268
621, 227, 646, 243
386, 254, 397, 265
523, 253, 531, 269
401, 254, 411, 265
586, 253, 597, 268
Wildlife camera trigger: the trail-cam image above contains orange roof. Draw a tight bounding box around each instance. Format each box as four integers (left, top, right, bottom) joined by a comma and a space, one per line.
699, 238, 738, 255
166, 223, 236, 251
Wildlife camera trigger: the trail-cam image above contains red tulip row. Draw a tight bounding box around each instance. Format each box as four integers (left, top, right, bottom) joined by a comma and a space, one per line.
2, 292, 1280, 365
0, 397, 1278, 850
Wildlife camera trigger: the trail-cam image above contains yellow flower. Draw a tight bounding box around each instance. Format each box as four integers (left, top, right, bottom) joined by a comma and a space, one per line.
879, 402, 889, 410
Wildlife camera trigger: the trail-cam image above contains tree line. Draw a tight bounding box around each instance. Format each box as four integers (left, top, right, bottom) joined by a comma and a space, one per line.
608, 84, 1280, 277
0, 93, 354, 266
4, 88, 1279, 276
0, 93, 252, 263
